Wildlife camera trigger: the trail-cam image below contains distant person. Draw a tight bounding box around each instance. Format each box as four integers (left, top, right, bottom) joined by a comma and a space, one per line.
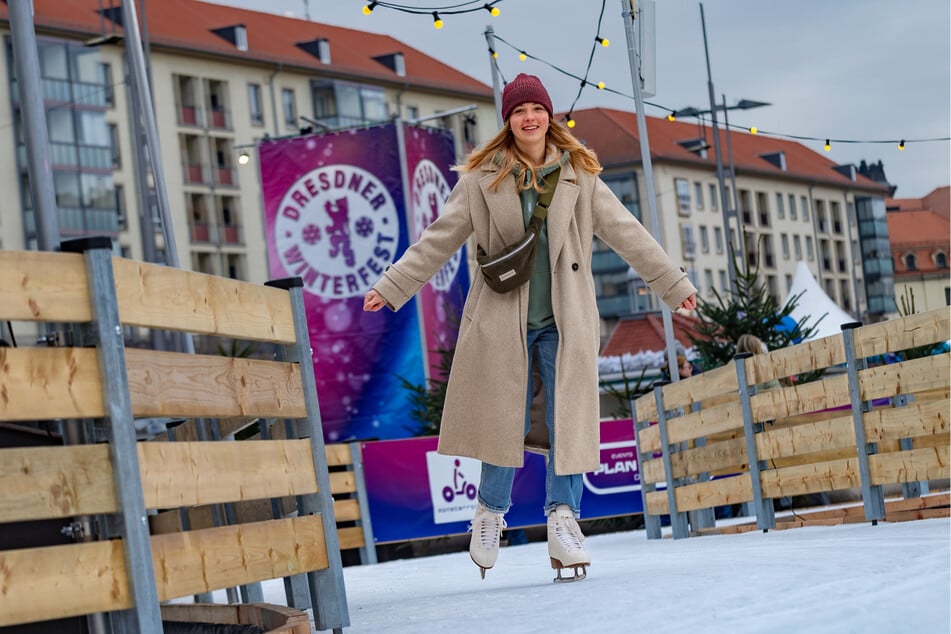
363, 73, 697, 582
736, 334, 781, 390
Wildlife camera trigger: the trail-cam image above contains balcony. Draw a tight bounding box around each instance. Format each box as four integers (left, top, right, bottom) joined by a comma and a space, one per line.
220, 224, 242, 245
215, 166, 237, 187
208, 107, 232, 130
190, 222, 211, 243
178, 105, 202, 127
184, 163, 210, 185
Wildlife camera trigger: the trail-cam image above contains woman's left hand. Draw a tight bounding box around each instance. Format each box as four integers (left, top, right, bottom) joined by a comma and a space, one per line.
678, 294, 697, 311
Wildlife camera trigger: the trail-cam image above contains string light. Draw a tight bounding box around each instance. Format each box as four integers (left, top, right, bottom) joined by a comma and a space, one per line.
484, 2, 500, 16
432, 11, 443, 28
596, 36, 609, 47
488, 47, 498, 59
519, 51, 527, 61
667, 111, 677, 122
359, 1, 508, 19
749, 126, 758, 135
898, 139, 905, 150
566, 114, 576, 128
362, 2, 377, 15
596, 81, 605, 90
824, 139, 831, 151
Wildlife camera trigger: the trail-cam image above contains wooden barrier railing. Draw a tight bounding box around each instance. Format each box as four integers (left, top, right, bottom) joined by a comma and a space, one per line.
0, 240, 350, 631
632, 307, 950, 539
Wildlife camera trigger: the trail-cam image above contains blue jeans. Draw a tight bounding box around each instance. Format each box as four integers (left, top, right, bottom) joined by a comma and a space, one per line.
477, 323, 583, 517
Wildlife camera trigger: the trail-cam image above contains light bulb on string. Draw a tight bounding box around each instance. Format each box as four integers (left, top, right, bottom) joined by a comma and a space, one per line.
898, 139, 905, 150
489, 47, 498, 59
824, 139, 831, 151
484, 3, 500, 16
566, 116, 576, 129
519, 51, 527, 61
749, 126, 758, 135
667, 111, 676, 122
596, 81, 605, 90
362, 2, 376, 15
432, 12, 443, 29
596, 36, 609, 47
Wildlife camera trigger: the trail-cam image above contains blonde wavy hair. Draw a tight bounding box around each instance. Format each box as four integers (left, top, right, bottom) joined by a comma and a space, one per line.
457, 117, 602, 192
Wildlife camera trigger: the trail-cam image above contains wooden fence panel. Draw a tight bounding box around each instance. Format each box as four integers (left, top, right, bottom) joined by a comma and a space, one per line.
0, 250, 91, 323
853, 307, 951, 358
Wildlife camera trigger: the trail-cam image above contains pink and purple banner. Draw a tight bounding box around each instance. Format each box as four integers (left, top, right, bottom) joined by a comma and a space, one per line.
360, 419, 643, 543
260, 123, 468, 443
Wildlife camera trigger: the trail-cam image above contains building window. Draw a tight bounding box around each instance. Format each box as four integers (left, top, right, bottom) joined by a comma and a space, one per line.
788, 193, 797, 220
675, 178, 691, 216
694, 182, 703, 210
604, 173, 641, 222
312, 80, 387, 130
714, 226, 724, 254
719, 269, 727, 293
904, 253, 917, 271
282, 88, 296, 128
680, 223, 696, 259
248, 83, 263, 126
785, 274, 793, 293
101, 62, 114, 107
704, 269, 714, 296
709, 184, 718, 211
699, 225, 709, 253
934, 252, 948, 269
108, 123, 120, 168
775, 192, 785, 219
801, 195, 810, 221
781, 233, 790, 260
794, 235, 802, 260
806, 236, 814, 260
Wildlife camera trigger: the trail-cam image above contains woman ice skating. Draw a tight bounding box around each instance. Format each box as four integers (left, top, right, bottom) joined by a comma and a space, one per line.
364, 73, 697, 582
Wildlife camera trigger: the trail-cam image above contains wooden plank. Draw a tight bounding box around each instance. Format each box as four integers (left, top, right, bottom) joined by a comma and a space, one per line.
326, 443, 353, 467
853, 307, 951, 358
140, 440, 319, 508
337, 525, 366, 550
658, 363, 739, 411
111, 257, 297, 343
750, 373, 852, 424
0, 250, 92, 323
0, 440, 322, 522
153, 516, 329, 600
0, 444, 114, 522
745, 335, 848, 387
865, 399, 950, 442
125, 349, 306, 419
0, 539, 127, 626
333, 498, 362, 523
869, 446, 950, 484
645, 474, 753, 515
886, 508, 950, 522
148, 418, 260, 443
760, 457, 862, 499
0, 347, 103, 421
859, 353, 951, 402
638, 395, 743, 451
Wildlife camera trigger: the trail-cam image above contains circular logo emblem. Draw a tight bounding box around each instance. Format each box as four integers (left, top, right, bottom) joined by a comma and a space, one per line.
411, 159, 458, 292
275, 165, 400, 299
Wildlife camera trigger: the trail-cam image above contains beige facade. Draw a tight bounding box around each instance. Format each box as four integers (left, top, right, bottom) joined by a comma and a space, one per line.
639, 164, 866, 318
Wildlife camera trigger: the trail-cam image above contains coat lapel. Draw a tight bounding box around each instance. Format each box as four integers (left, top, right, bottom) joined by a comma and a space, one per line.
478, 171, 525, 245
546, 163, 580, 267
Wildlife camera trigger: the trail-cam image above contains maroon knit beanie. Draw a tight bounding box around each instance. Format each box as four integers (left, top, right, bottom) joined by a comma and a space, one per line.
501, 73, 553, 122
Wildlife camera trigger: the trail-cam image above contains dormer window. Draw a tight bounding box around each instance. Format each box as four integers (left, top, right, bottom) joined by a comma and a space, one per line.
211, 25, 248, 52
373, 52, 406, 77
935, 251, 948, 269
904, 253, 917, 271
297, 38, 331, 64
759, 151, 786, 171
677, 138, 709, 158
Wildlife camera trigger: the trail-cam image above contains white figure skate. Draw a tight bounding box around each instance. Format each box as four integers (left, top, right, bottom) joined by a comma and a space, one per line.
469, 502, 507, 579
547, 504, 590, 582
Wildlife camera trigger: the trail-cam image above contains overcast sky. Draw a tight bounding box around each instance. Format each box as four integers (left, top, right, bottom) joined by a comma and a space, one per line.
208, 0, 950, 199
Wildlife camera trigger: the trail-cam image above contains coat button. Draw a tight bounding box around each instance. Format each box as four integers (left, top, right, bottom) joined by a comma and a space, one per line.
572, 263, 580, 271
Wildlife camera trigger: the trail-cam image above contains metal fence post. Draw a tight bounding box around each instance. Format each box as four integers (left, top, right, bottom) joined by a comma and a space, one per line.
61, 237, 163, 632
653, 382, 689, 539
841, 322, 886, 523
630, 396, 662, 539
734, 353, 775, 531
350, 442, 378, 564
266, 278, 349, 632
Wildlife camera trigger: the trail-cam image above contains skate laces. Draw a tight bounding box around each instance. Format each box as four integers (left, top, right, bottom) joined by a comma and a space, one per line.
471, 506, 507, 549
551, 511, 584, 552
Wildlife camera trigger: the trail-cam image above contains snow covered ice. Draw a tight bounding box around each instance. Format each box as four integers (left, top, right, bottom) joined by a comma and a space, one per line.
196, 517, 950, 633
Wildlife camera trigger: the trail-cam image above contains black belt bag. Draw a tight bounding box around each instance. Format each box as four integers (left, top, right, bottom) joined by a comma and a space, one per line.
476, 167, 560, 294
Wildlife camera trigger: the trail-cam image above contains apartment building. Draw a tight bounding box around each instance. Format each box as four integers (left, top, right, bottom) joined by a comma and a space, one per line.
886, 186, 950, 312
564, 107, 895, 330
0, 0, 495, 284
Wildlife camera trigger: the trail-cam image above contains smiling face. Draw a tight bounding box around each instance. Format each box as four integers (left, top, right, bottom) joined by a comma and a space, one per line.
508, 102, 550, 163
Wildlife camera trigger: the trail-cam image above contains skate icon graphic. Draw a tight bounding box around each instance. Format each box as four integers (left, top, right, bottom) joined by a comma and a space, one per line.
442, 459, 477, 502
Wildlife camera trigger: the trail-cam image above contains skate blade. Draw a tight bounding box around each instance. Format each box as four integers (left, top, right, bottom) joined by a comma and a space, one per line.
550, 558, 588, 583
471, 554, 492, 580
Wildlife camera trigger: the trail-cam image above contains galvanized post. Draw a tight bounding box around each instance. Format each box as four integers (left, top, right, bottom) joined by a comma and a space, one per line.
61, 237, 163, 632
259, 418, 312, 609
349, 443, 378, 564
734, 353, 775, 531
653, 382, 689, 539
841, 322, 886, 523
266, 278, 349, 632
630, 396, 662, 539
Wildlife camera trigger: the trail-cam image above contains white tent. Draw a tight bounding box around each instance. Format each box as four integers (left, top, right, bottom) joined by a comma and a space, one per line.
782, 260, 856, 341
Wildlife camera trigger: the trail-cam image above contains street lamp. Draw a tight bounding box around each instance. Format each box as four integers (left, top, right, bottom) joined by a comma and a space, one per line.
670, 95, 770, 295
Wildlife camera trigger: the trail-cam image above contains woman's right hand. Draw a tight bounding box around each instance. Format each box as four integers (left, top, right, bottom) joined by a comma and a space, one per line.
363, 289, 387, 312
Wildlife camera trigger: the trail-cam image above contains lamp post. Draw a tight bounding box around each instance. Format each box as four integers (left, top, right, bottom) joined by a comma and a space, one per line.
671, 95, 770, 293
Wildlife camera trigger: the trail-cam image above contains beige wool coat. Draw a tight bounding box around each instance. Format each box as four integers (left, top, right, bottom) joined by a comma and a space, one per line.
373, 158, 696, 474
